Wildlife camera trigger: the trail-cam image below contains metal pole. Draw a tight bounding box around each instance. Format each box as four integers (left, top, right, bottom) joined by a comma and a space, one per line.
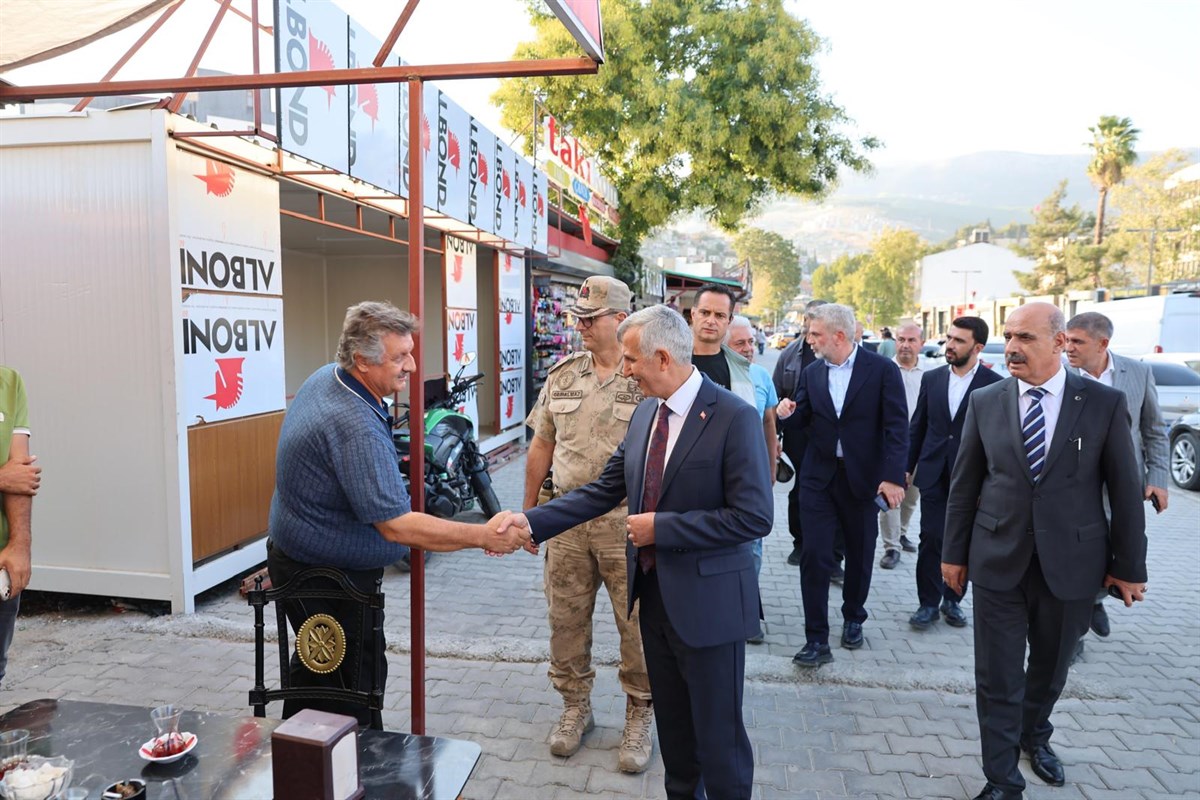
407, 77, 427, 736
1146, 219, 1158, 297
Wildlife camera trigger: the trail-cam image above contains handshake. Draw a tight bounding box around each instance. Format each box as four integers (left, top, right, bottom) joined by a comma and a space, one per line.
482, 511, 539, 557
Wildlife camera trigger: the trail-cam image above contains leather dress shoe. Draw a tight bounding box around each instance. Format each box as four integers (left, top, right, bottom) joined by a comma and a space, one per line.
1090, 601, 1110, 637
941, 600, 968, 627
841, 621, 864, 649
787, 547, 801, 566
793, 643, 833, 668
972, 783, 1023, 800
879, 549, 901, 569
900, 534, 917, 553
909, 606, 939, 630
830, 563, 845, 585
1023, 741, 1065, 786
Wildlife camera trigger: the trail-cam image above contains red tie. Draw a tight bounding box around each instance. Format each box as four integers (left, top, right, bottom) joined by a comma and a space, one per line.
638, 404, 672, 573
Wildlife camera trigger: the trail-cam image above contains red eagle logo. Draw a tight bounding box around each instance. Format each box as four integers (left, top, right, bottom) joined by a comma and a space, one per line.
195, 159, 235, 197
503, 254, 512, 273
505, 395, 515, 419
504, 311, 514, 324
308, 32, 337, 107
501, 169, 512, 199
453, 334, 466, 363
517, 181, 527, 208
447, 131, 461, 171
357, 84, 380, 129
451, 254, 464, 283
537, 194, 545, 216
204, 357, 245, 410
477, 152, 489, 186
420, 114, 431, 155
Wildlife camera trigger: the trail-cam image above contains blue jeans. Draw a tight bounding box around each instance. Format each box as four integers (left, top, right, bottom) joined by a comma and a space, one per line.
751, 538, 763, 577
0, 594, 20, 686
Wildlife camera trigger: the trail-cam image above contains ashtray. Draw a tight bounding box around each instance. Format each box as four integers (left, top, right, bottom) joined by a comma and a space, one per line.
137, 732, 198, 764
101, 779, 145, 800
0, 755, 74, 800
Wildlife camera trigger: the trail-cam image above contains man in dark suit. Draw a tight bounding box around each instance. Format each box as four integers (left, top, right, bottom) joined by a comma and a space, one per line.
777, 303, 909, 667
943, 302, 1147, 800
504, 305, 773, 800
773, 300, 845, 575
906, 316, 1002, 630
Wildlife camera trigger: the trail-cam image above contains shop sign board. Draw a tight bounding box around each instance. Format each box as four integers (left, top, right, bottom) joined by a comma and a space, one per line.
498, 363, 525, 430
177, 151, 283, 297
445, 234, 480, 430
541, 112, 617, 208
276, 0, 350, 173
421, 82, 440, 213
497, 253, 526, 431
435, 91, 471, 224
532, 170, 548, 255
444, 235, 478, 309
347, 20, 400, 195
181, 294, 286, 425
493, 138, 516, 243
468, 118, 496, 235
513, 154, 534, 251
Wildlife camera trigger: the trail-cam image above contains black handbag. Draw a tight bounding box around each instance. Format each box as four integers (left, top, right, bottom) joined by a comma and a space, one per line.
775, 454, 795, 483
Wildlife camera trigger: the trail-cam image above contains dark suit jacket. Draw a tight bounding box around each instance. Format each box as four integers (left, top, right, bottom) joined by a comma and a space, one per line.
526, 375, 774, 649
944, 372, 1148, 601
772, 337, 816, 456
780, 346, 909, 500
908, 364, 1003, 488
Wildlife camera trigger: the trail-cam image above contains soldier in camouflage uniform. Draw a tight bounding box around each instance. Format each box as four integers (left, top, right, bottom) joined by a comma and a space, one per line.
524, 276, 654, 773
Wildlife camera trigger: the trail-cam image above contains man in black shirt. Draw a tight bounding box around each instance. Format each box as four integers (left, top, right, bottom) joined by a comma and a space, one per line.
690, 285, 736, 390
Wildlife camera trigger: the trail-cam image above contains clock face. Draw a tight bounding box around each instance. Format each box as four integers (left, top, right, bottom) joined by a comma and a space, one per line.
296, 613, 347, 674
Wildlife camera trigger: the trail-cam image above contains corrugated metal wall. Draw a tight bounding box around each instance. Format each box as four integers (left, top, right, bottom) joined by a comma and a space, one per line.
0, 136, 178, 583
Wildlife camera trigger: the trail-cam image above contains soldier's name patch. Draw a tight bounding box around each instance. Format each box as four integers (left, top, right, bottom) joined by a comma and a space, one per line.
551, 390, 584, 400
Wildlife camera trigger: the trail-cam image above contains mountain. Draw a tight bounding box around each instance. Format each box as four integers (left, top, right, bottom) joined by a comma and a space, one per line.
702, 149, 1199, 260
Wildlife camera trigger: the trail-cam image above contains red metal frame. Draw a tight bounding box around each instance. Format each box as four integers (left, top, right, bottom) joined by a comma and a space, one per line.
71, 1, 185, 112
374, 0, 423, 68
167, 0, 234, 113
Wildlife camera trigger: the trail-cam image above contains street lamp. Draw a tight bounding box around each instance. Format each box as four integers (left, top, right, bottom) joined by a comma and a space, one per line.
950, 269, 981, 310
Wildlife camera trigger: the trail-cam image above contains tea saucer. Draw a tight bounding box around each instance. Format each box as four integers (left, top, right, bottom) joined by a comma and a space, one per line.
138, 732, 197, 763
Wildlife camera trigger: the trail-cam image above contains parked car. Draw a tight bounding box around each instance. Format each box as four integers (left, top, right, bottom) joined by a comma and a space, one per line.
1140, 360, 1200, 425
1074, 292, 1200, 356
769, 331, 798, 349
1168, 413, 1200, 491
979, 337, 1010, 378
1139, 352, 1200, 375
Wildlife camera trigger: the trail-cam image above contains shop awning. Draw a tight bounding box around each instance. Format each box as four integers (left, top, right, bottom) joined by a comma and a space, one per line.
0, 0, 177, 70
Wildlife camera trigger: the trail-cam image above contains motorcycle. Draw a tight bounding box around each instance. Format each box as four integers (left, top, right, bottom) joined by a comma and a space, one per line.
391, 353, 502, 523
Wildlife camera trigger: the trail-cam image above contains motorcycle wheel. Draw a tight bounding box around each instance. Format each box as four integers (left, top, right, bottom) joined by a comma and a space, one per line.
471, 468, 502, 518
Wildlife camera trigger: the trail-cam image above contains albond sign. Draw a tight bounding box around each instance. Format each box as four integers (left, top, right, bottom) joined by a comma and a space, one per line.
445, 235, 480, 430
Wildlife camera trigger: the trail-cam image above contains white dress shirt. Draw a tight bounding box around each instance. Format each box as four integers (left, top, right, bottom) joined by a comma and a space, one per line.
647, 367, 704, 488
1079, 351, 1116, 387
947, 362, 980, 420
826, 344, 859, 457
893, 357, 924, 420
1018, 365, 1067, 455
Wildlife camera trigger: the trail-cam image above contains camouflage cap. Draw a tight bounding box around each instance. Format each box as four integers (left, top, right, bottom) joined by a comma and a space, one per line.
567, 276, 632, 318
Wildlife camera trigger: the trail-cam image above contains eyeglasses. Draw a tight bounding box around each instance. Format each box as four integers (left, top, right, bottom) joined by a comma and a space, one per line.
576, 311, 619, 328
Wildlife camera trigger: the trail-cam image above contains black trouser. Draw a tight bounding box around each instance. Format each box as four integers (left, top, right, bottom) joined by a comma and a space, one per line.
972, 555, 1091, 793
797, 464, 877, 645
266, 540, 387, 727
915, 474, 965, 608
783, 440, 844, 562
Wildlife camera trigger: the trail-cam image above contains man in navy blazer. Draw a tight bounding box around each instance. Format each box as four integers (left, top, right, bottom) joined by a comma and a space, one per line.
504, 305, 773, 800
906, 316, 1002, 630
777, 304, 909, 666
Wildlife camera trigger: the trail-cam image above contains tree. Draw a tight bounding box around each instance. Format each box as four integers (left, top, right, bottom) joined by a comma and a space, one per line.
848, 228, 925, 326
811, 253, 864, 306
733, 228, 800, 320
1086, 115, 1139, 245
1015, 181, 1090, 293
1107, 149, 1199, 286
494, 0, 878, 285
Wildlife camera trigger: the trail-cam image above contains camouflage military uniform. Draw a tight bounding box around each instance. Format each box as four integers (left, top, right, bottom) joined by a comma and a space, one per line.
526, 350, 651, 704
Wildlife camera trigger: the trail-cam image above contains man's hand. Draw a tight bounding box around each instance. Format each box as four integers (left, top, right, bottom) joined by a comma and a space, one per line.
0, 544, 31, 596
904, 472, 912, 489
1103, 575, 1147, 607
626, 513, 656, 548
483, 511, 531, 555
878, 481, 905, 509
1146, 485, 1168, 514
941, 562, 967, 596
776, 398, 796, 419
0, 455, 40, 496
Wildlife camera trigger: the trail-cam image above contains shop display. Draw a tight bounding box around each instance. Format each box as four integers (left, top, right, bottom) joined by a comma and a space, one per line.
531, 278, 583, 395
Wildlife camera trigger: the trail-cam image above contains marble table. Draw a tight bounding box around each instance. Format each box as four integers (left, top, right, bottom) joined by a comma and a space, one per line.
0, 699, 481, 800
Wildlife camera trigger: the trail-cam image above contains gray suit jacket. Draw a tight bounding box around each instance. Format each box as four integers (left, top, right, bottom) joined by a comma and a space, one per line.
944, 372, 1147, 601
1068, 353, 1169, 490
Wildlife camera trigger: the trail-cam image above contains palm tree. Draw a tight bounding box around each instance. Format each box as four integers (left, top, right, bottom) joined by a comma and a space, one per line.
1086, 116, 1139, 245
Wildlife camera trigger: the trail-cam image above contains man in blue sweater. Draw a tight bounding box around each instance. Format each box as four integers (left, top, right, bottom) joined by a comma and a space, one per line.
268, 301, 528, 723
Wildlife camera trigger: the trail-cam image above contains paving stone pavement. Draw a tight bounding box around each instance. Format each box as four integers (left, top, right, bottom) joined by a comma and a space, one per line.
3, 422, 1198, 798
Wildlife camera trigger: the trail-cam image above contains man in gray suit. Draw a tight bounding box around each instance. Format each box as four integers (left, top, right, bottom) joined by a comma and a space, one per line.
1065, 311, 1169, 646
943, 302, 1147, 800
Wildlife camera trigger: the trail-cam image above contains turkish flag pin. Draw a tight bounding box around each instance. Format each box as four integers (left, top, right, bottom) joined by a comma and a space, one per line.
699, 411, 707, 420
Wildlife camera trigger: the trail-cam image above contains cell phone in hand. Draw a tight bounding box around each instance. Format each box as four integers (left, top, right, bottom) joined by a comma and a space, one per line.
874, 493, 891, 512
1107, 584, 1126, 600
1150, 493, 1162, 512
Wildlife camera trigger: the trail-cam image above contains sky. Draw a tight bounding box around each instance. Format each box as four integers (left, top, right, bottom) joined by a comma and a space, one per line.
4, 0, 1197, 165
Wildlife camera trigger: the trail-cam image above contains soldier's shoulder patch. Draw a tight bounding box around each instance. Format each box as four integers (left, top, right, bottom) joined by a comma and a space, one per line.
614, 391, 643, 405
547, 351, 589, 376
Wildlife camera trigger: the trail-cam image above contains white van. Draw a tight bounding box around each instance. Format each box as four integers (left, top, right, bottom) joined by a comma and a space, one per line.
1074, 293, 1200, 355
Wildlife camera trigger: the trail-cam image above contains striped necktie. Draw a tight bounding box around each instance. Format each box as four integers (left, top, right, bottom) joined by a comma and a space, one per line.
1023, 387, 1047, 480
